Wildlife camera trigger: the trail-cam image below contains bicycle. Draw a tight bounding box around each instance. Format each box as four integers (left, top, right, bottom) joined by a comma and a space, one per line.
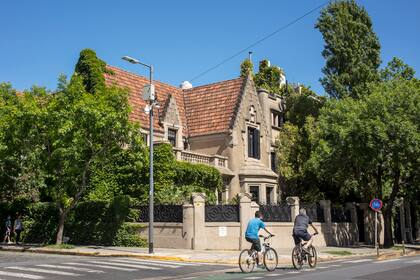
291, 232, 318, 270
239, 234, 278, 273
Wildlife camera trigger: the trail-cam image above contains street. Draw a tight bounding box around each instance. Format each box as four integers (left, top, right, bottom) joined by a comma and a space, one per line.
0, 252, 419, 280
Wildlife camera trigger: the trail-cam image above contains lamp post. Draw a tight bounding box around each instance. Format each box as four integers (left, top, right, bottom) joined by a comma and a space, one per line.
122, 55, 155, 254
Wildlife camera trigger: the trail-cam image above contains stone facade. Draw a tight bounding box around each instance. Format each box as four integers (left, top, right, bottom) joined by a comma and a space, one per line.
105, 67, 285, 204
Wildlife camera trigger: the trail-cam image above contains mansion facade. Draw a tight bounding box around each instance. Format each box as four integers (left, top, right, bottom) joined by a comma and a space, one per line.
105, 66, 285, 204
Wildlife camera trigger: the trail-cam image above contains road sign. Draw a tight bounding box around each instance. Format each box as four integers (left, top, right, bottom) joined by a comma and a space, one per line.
369, 198, 383, 212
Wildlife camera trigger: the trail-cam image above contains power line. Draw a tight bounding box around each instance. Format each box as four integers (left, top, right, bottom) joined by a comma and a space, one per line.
190, 1, 330, 82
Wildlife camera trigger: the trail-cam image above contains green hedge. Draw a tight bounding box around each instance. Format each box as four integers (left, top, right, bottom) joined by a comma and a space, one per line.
0, 196, 146, 246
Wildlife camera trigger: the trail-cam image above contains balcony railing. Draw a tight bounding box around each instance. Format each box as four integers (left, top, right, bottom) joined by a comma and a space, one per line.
173, 148, 229, 170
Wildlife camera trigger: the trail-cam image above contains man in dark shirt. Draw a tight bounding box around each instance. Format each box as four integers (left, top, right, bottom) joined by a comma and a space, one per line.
293, 208, 318, 252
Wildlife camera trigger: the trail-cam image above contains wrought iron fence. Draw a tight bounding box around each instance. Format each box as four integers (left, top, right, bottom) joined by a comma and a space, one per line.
205, 205, 240, 222
259, 203, 292, 222
331, 207, 352, 223
300, 203, 324, 222
137, 205, 183, 223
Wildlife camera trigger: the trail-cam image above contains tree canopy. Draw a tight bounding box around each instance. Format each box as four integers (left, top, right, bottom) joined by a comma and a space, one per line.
316, 0, 381, 99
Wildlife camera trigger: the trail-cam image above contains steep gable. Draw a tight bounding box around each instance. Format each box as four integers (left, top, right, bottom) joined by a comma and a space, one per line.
183, 78, 245, 137
104, 65, 187, 134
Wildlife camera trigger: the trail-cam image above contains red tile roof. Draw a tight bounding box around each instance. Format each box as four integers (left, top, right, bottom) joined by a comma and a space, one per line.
105, 65, 187, 134
104, 65, 245, 137
183, 78, 244, 137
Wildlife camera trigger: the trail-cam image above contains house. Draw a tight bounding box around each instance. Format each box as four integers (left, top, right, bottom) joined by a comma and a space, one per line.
104, 65, 285, 204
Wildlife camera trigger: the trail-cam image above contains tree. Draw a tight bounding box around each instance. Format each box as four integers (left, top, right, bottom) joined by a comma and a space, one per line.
381, 57, 415, 81
308, 78, 420, 246
276, 86, 326, 202
44, 76, 142, 244
73, 49, 109, 94
316, 0, 381, 99
254, 60, 284, 95
0, 84, 48, 202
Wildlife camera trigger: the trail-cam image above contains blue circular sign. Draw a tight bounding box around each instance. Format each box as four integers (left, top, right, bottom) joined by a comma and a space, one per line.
370, 199, 383, 211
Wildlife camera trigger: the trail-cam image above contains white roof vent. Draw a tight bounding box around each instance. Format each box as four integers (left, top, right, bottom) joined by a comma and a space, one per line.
180, 81, 193, 90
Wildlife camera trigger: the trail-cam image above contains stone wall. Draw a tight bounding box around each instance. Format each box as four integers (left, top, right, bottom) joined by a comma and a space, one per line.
136, 193, 376, 250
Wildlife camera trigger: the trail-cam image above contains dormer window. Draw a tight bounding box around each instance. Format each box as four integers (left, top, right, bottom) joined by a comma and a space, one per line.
168, 128, 177, 147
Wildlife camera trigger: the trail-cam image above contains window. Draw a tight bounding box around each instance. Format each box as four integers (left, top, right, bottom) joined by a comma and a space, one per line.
266, 186, 273, 204
271, 110, 283, 128
248, 127, 260, 159
250, 186, 259, 202
168, 129, 177, 146
271, 151, 277, 172
141, 133, 148, 145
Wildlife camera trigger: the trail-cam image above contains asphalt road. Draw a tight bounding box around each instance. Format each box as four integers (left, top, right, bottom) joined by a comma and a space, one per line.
0, 251, 419, 280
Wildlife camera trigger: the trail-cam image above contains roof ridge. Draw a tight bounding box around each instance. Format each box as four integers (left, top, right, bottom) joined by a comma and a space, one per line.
183, 77, 244, 91
106, 65, 181, 91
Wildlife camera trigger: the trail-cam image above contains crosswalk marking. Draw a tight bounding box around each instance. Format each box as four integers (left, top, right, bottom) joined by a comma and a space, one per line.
64, 262, 137, 272
265, 273, 283, 276
88, 260, 161, 270
36, 264, 104, 273
375, 259, 401, 263
113, 259, 180, 268
123, 258, 199, 266
0, 271, 44, 279
6, 266, 82, 277
343, 258, 372, 264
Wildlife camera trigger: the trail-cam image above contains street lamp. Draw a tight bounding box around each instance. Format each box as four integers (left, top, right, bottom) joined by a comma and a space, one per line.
122, 55, 155, 254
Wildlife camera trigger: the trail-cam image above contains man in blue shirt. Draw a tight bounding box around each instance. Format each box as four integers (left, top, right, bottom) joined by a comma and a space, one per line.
245, 211, 273, 265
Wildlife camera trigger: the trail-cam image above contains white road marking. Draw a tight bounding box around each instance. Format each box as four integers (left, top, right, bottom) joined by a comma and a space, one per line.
113, 259, 180, 268
287, 271, 301, 274
244, 277, 263, 279
181, 277, 198, 280
0, 270, 44, 279
317, 266, 328, 269
406, 259, 420, 264
343, 258, 372, 263
122, 258, 199, 266
37, 264, 104, 273
89, 260, 161, 270
265, 273, 283, 276
375, 259, 400, 263
329, 264, 342, 267
6, 266, 81, 276
64, 262, 136, 271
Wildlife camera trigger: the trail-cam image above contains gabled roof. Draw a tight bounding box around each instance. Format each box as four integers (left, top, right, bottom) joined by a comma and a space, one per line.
183, 78, 245, 137
104, 65, 246, 137
104, 65, 187, 134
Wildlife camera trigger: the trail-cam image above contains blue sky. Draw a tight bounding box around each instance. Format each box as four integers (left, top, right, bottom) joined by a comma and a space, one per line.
1, 0, 419, 94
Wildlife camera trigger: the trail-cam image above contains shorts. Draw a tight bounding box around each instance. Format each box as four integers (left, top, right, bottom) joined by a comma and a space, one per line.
5, 228, 11, 237
293, 230, 312, 245
245, 237, 262, 252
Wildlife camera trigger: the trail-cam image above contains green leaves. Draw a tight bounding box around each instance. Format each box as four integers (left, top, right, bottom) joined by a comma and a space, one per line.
316, 0, 381, 99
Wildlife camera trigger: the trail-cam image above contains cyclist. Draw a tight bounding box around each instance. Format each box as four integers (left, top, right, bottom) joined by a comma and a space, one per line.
293, 208, 318, 253
245, 211, 273, 266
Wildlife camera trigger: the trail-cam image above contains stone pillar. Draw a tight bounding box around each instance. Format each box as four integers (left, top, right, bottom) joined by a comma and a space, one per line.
259, 185, 267, 204
239, 193, 252, 250
192, 193, 206, 250
182, 203, 194, 249
320, 200, 332, 224
345, 202, 358, 244
320, 200, 332, 245
287, 197, 300, 220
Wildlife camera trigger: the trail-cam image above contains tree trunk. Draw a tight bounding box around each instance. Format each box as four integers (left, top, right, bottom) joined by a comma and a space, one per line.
383, 170, 401, 248
56, 209, 67, 245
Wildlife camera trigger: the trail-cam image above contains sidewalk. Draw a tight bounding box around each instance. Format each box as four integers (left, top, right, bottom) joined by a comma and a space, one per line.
2, 243, 415, 264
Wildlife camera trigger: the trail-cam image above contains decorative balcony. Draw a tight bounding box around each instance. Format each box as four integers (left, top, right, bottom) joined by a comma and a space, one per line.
173, 148, 233, 176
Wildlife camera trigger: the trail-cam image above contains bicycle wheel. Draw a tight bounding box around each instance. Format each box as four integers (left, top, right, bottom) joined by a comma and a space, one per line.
292, 246, 303, 270
263, 247, 278, 271
307, 246, 317, 268
239, 249, 255, 273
